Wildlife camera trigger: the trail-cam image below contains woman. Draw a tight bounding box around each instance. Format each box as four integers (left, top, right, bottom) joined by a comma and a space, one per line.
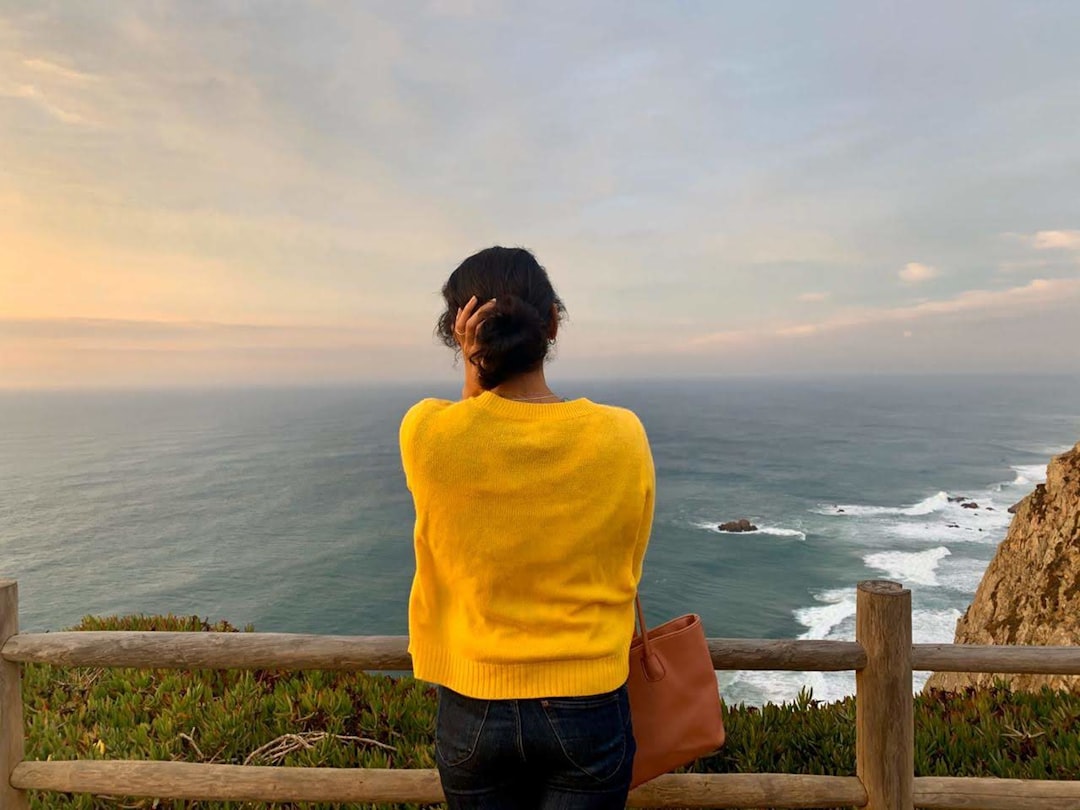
399, 246, 655, 809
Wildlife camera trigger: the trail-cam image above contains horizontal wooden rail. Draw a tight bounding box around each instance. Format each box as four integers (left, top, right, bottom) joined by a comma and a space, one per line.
10, 762, 869, 808
13, 633, 1080, 675
912, 644, 1080, 675
3, 632, 867, 672
1, 632, 411, 671
913, 776, 1080, 809
708, 639, 866, 671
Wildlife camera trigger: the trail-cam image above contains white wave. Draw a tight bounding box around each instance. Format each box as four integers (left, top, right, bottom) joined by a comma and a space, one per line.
1007, 463, 1048, 488
756, 526, 807, 539
720, 668, 855, 706
913, 608, 963, 648
816, 490, 950, 517
692, 520, 807, 540
864, 546, 950, 587
936, 556, 991, 593
880, 499, 1011, 544
882, 520, 1004, 545
794, 588, 854, 640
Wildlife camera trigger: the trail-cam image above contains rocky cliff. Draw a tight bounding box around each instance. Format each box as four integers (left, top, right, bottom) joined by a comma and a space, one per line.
925, 442, 1080, 693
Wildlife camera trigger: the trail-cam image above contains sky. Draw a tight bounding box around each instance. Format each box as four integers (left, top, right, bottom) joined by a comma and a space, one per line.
1, 1, 1079, 388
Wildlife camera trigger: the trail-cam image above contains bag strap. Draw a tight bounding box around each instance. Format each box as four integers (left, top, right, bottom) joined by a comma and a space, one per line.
634, 594, 666, 680
634, 595, 653, 657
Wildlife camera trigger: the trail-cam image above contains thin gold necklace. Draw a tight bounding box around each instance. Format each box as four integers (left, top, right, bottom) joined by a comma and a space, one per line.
502, 392, 563, 402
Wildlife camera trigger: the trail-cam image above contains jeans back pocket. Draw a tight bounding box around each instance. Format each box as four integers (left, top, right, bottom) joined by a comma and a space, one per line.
540, 687, 629, 783
435, 686, 491, 768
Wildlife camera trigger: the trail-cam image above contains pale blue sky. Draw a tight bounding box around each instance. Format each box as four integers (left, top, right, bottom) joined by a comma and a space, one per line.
1, 1, 1078, 387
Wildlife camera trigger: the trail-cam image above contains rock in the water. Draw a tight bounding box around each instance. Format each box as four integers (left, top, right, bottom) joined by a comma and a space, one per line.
948, 496, 970, 503
960, 502, 979, 509
718, 518, 758, 532
924, 443, 1080, 694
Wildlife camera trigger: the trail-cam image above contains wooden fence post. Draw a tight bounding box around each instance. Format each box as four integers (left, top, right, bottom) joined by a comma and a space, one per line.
856, 580, 913, 810
0, 581, 29, 810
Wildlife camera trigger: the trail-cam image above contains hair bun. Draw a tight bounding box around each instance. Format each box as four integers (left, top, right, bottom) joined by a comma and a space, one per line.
473, 294, 548, 388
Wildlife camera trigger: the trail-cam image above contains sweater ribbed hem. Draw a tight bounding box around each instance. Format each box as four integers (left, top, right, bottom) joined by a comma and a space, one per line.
409, 639, 630, 699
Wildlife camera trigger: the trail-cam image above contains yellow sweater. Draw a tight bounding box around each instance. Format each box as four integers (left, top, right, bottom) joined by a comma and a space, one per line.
399, 390, 655, 699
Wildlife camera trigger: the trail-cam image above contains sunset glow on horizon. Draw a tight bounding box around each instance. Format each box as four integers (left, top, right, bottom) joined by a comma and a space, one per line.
3, 3, 1079, 388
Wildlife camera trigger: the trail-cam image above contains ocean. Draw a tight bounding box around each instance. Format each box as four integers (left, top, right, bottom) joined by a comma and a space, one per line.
2, 374, 1078, 706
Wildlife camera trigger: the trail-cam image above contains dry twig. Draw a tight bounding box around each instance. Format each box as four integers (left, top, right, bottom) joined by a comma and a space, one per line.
178, 728, 207, 760
243, 731, 396, 766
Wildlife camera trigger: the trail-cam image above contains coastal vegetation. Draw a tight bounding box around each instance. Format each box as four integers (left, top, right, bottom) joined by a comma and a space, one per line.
17, 613, 1080, 809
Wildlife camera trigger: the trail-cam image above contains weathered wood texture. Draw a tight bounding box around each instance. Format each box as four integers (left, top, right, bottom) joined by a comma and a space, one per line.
10, 761, 868, 808
0, 581, 29, 810
913, 644, 1080, 674
707, 639, 866, 671
856, 580, 913, 810
630, 773, 869, 808
2, 632, 867, 672
913, 776, 1080, 809
1, 632, 413, 671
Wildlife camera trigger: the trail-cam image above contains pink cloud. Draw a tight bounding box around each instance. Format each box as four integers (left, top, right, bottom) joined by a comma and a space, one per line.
687, 277, 1080, 349
899, 262, 938, 284
1031, 230, 1080, 250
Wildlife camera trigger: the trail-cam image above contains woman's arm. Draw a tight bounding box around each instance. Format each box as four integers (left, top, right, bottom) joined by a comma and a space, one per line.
630, 422, 656, 585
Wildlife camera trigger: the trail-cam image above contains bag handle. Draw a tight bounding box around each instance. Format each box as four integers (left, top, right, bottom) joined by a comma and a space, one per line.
634, 596, 652, 652
634, 595, 665, 680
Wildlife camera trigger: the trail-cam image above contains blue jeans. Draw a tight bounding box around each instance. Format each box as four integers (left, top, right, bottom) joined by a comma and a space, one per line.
434, 682, 636, 809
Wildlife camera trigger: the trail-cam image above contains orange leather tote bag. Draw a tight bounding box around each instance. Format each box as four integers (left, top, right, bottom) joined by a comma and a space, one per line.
627, 596, 726, 789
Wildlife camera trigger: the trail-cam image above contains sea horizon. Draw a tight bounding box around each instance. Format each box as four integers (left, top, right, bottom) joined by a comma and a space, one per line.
3, 369, 1079, 394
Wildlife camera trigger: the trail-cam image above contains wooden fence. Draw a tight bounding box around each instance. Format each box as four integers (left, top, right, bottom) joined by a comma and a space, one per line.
3, 578, 1080, 809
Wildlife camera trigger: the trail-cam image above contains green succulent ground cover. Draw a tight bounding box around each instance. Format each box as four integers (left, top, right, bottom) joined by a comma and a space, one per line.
18, 614, 1080, 809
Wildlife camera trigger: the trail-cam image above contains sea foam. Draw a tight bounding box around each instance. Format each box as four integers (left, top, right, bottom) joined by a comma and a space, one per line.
794, 588, 854, 640
816, 490, 950, 517
863, 546, 951, 587
1008, 464, 1048, 488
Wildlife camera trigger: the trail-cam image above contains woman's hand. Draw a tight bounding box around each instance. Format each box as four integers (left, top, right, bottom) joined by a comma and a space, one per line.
455, 295, 497, 399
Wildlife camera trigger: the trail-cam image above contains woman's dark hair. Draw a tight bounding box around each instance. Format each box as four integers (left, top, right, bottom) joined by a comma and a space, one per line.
436, 246, 567, 389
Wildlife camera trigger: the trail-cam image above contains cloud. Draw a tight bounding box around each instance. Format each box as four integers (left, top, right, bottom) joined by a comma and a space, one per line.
0, 316, 441, 389
21, 57, 98, 83
997, 258, 1051, 273
0, 317, 411, 350
1, 83, 90, 125
898, 262, 938, 284
1030, 230, 1080, 250
688, 277, 1080, 349
0, 317, 446, 389
798, 292, 830, 303
426, 0, 501, 16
